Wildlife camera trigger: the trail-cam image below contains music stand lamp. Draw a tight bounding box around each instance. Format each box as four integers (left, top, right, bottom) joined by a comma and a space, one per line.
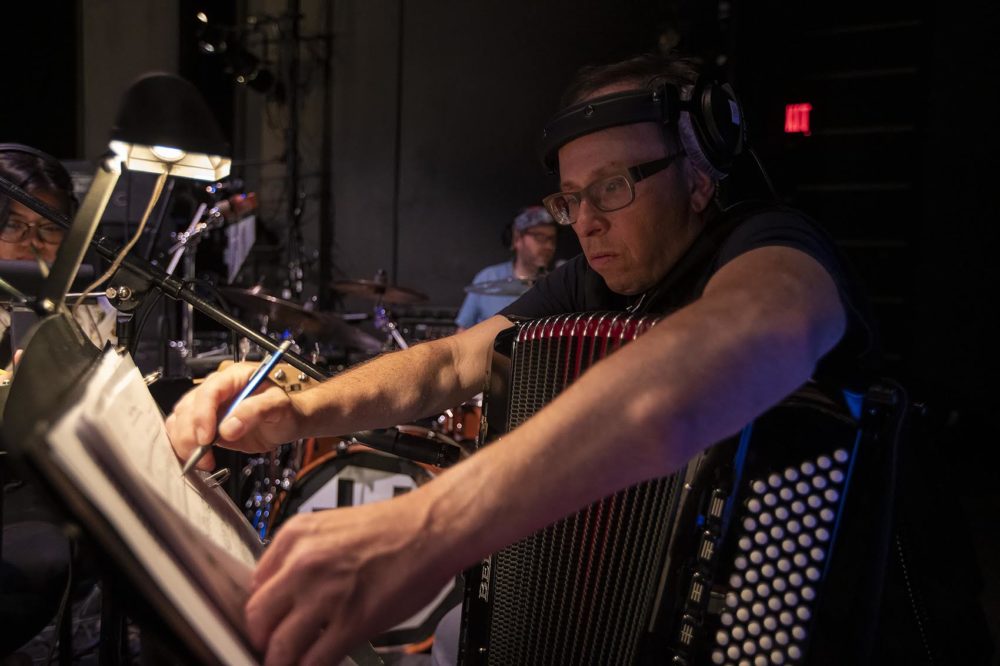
37, 73, 231, 317
0, 73, 325, 380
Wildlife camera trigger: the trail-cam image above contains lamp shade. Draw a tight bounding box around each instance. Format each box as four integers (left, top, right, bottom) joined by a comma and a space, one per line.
109, 72, 232, 181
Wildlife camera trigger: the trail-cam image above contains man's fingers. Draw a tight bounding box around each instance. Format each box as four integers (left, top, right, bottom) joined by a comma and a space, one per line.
197, 366, 260, 435
217, 386, 288, 443
262, 605, 327, 666
164, 405, 209, 461
301, 623, 352, 666
246, 555, 297, 651
252, 516, 303, 590
166, 363, 279, 459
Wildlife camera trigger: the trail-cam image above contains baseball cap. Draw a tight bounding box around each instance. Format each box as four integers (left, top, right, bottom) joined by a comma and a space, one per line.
513, 205, 555, 232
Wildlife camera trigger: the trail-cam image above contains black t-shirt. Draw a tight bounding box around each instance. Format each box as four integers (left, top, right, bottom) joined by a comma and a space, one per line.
500, 205, 878, 390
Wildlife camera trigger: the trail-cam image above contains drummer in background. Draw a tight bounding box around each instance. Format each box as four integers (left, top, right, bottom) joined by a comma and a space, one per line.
454, 206, 557, 330
0, 143, 116, 366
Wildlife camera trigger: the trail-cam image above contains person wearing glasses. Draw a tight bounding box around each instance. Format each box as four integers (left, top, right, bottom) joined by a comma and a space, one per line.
455, 206, 558, 330
166, 53, 875, 664
0, 146, 72, 265
0, 144, 115, 366
0, 144, 110, 659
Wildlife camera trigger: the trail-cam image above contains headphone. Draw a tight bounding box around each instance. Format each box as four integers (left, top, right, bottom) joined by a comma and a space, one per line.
539, 77, 746, 180
0, 142, 79, 215
0, 142, 61, 163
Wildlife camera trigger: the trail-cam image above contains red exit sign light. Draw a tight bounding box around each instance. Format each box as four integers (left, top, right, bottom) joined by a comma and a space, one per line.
785, 103, 813, 136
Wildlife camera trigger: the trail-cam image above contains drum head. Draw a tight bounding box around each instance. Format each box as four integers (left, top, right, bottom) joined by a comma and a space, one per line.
275, 450, 430, 518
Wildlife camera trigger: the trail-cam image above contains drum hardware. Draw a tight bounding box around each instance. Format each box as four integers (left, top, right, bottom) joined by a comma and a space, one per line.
165, 192, 258, 270
165, 192, 258, 367
432, 397, 482, 453
331, 270, 429, 351
374, 302, 409, 350
463, 276, 536, 296
157, 192, 257, 376
240, 443, 302, 540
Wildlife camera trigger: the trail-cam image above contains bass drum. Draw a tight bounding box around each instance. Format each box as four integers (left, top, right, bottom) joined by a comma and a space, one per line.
270, 441, 462, 651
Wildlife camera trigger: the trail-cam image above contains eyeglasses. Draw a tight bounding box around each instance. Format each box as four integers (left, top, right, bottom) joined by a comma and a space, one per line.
0, 220, 67, 244
542, 152, 685, 226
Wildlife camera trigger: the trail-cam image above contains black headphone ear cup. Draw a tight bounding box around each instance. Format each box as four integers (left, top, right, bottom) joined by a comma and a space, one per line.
679, 77, 746, 179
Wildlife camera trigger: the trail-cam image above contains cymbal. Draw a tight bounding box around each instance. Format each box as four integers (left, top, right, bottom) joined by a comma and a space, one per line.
221, 286, 318, 330
330, 279, 428, 305
463, 277, 534, 296
313, 311, 383, 353
220, 287, 381, 352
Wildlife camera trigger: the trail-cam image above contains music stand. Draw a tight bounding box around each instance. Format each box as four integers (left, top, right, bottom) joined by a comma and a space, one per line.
1, 313, 251, 663
1, 315, 384, 665
1, 261, 99, 354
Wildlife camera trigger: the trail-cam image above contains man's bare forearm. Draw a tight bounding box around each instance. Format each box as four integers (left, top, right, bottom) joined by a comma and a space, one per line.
410, 248, 848, 575
292, 316, 511, 438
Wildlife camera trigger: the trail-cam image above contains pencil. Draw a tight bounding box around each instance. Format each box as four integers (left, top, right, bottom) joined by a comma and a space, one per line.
180, 339, 294, 475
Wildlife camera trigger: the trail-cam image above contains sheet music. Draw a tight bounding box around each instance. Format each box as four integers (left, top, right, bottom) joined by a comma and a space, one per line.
45, 349, 259, 665
41, 348, 382, 666
86, 354, 260, 567
225, 214, 256, 283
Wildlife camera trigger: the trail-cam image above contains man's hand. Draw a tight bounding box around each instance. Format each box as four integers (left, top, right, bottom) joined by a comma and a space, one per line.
165, 362, 304, 470
246, 495, 453, 666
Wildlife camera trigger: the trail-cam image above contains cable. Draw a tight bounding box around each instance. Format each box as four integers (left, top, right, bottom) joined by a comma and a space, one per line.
130, 289, 164, 356
72, 171, 169, 312
747, 147, 779, 200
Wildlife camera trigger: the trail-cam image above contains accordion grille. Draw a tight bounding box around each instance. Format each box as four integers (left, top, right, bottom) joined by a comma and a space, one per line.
486, 312, 677, 665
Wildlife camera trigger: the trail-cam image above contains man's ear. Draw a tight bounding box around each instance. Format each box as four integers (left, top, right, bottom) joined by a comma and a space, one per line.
686, 164, 716, 214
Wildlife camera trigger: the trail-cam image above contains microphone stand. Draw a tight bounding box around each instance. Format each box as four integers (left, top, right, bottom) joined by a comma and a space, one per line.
0, 173, 329, 382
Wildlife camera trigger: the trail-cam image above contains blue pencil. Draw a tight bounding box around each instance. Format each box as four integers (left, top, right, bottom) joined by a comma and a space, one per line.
180, 339, 294, 475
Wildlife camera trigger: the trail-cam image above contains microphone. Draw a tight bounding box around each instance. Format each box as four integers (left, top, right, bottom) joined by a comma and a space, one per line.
350, 428, 461, 468
207, 191, 258, 224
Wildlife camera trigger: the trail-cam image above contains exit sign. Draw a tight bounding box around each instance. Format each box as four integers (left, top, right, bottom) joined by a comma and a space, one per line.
785, 103, 813, 136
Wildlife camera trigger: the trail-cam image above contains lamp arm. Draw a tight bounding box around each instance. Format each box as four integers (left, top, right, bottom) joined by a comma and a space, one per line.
0, 173, 329, 382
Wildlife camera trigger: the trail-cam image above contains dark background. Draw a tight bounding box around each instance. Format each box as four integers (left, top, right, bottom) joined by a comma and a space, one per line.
1, 0, 996, 654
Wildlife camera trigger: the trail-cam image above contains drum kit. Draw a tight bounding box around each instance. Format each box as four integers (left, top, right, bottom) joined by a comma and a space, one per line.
166, 196, 540, 651
211, 272, 431, 366
216, 274, 482, 652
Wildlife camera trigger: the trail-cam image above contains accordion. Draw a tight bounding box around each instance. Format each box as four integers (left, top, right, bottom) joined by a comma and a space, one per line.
459, 313, 898, 666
